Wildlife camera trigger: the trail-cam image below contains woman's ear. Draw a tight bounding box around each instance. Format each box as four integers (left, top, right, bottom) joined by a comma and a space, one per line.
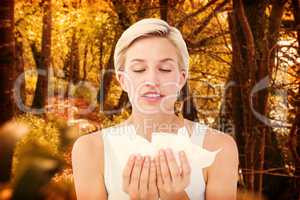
117, 69, 128, 92
179, 70, 187, 89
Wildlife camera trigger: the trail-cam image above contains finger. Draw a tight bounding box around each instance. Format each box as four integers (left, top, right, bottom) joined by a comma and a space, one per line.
131, 154, 143, 191
165, 148, 181, 182
159, 149, 172, 185
139, 156, 150, 195
155, 156, 163, 187
179, 151, 191, 182
148, 158, 157, 194
122, 154, 136, 189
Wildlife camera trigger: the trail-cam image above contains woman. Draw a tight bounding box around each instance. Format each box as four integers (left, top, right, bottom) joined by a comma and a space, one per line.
72, 18, 239, 200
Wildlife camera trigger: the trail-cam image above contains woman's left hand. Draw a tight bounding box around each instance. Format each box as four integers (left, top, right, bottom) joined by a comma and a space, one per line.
154, 148, 191, 200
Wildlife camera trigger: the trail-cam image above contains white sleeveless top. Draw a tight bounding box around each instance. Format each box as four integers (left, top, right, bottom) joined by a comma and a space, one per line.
101, 121, 219, 200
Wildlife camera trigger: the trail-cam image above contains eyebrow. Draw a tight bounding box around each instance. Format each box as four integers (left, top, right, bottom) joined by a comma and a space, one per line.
159, 58, 176, 64
129, 58, 146, 63
129, 58, 176, 64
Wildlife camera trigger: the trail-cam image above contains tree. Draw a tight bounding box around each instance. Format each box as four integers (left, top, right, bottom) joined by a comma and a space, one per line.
97, 0, 132, 115
287, 0, 300, 197
0, 0, 16, 125
63, 29, 81, 92
228, 0, 291, 197
32, 0, 52, 110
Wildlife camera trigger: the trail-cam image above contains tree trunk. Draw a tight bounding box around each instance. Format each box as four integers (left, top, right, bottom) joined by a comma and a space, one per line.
97, 45, 117, 113
15, 32, 26, 110
0, 0, 16, 125
69, 30, 80, 85
229, 0, 287, 195
82, 43, 88, 81
292, 0, 300, 56
159, 0, 168, 21
179, 83, 198, 121
288, 0, 300, 196
97, 0, 131, 115
32, 0, 52, 110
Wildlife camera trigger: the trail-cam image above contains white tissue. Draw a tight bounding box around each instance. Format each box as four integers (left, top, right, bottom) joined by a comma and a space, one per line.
107, 131, 221, 171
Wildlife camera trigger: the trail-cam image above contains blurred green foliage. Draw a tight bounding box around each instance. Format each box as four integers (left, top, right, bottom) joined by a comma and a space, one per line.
12, 114, 63, 183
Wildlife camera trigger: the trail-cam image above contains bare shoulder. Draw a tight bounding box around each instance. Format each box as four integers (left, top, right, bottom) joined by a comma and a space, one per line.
184, 119, 238, 155
71, 130, 105, 176
71, 130, 104, 172
71, 130, 108, 199
72, 131, 104, 164
203, 127, 238, 156
200, 127, 239, 198
203, 127, 239, 181
72, 130, 103, 154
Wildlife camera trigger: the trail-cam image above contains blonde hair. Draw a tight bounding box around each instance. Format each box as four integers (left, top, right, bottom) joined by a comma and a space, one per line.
113, 18, 189, 81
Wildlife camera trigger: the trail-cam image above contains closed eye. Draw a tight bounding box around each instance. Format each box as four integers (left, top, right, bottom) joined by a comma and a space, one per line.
133, 69, 146, 73
160, 69, 172, 72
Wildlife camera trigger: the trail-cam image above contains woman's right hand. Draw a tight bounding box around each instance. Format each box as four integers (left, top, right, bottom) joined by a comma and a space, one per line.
122, 154, 159, 200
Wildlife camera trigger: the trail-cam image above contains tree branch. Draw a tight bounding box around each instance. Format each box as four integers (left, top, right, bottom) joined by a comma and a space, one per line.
175, 0, 218, 28
186, 31, 229, 48
233, 0, 255, 80
188, 0, 229, 38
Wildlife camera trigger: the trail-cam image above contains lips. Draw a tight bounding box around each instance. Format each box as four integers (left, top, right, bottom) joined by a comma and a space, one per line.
142, 91, 164, 97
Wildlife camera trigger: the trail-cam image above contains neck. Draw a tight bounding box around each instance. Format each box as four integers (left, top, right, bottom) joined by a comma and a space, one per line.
125, 110, 185, 141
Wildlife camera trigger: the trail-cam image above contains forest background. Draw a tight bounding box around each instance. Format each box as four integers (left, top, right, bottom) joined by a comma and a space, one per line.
0, 0, 299, 199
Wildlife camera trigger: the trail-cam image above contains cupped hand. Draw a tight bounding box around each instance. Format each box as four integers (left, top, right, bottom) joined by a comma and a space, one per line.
122, 154, 159, 200
155, 148, 191, 200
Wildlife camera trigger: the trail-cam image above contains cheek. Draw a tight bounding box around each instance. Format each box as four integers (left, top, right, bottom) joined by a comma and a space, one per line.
161, 76, 182, 92
124, 74, 142, 95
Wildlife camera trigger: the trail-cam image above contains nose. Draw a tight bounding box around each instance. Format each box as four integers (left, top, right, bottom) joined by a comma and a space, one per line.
144, 68, 160, 87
